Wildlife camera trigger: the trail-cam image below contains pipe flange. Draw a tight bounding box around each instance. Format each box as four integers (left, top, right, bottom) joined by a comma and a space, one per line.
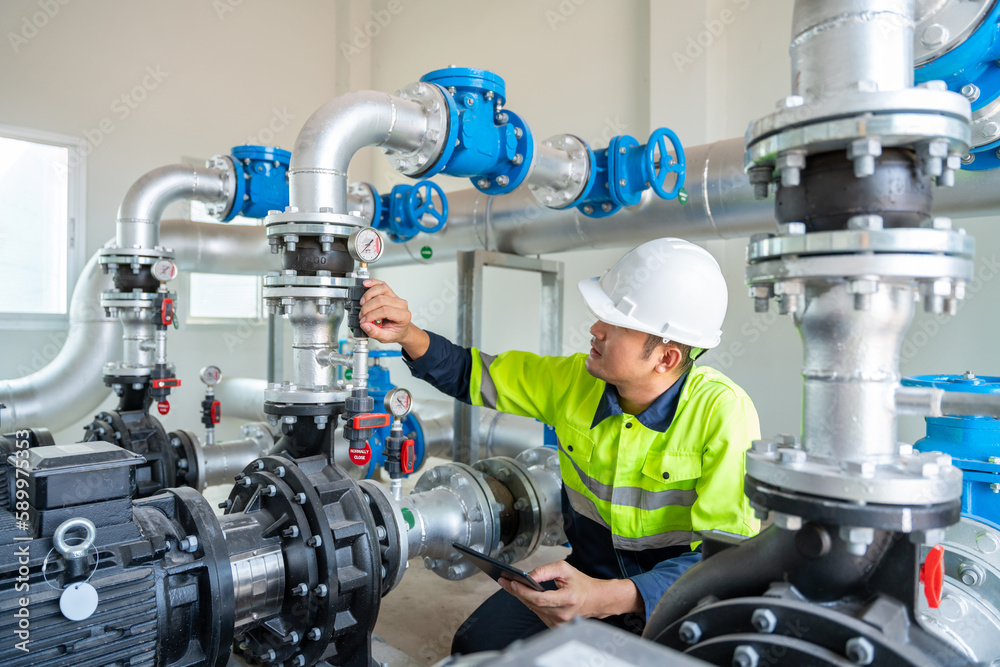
358, 479, 408, 595
917, 517, 1000, 664
747, 227, 975, 263
515, 447, 566, 547
347, 182, 381, 225
746, 111, 970, 174
382, 81, 452, 177
747, 88, 971, 150
528, 134, 592, 209
412, 462, 501, 580
914, 0, 995, 65
264, 208, 362, 228
262, 274, 356, 289
746, 440, 963, 506
263, 383, 351, 405
103, 362, 153, 378
970, 93, 1000, 148
262, 285, 351, 302
474, 456, 542, 563
745, 252, 974, 285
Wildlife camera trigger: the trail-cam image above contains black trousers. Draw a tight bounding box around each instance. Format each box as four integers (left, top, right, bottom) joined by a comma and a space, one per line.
450, 583, 645, 656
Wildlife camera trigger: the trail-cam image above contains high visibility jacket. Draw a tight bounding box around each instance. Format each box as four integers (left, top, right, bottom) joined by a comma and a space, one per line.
405, 331, 761, 620
467, 349, 761, 549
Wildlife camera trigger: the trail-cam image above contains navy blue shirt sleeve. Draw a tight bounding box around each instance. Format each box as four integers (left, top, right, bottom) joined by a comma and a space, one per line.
628, 551, 702, 622
402, 330, 475, 404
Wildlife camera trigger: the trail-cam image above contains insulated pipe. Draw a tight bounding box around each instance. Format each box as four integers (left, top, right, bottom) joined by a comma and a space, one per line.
377, 137, 1000, 267
0, 253, 120, 432
288, 90, 435, 214
116, 164, 234, 249
160, 219, 277, 275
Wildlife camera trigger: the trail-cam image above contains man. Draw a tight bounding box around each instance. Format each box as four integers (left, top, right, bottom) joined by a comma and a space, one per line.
358, 238, 760, 653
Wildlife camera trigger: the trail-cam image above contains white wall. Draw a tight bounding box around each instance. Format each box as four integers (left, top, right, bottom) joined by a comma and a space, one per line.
2, 0, 997, 446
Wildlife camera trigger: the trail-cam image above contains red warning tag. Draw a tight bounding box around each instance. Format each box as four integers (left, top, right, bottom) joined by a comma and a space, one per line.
349, 443, 372, 465
157, 401, 170, 415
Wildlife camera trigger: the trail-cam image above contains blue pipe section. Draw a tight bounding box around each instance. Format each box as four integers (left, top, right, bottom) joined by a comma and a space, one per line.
575, 127, 686, 218
224, 145, 291, 220
903, 373, 1000, 526
914, 1, 1000, 170
418, 67, 534, 195
374, 180, 449, 242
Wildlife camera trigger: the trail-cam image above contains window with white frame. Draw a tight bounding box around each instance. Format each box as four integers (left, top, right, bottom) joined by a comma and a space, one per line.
185, 200, 264, 322
0, 126, 85, 326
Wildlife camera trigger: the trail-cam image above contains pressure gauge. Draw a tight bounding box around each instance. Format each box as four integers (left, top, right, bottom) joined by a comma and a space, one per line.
384, 387, 412, 418
199, 365, 223, 386
151, 259, 178, 283
348, 227, 384, 263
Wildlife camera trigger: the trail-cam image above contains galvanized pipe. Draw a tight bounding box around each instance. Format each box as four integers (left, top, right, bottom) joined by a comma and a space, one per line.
116, 164, 234, 249
0, 252, 120, 432
160, 219, 277, 275
289, 90, 433, 214
790, 0, 916, 101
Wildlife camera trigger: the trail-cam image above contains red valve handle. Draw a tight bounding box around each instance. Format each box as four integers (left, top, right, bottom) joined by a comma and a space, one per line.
161, 298, 174, 326
401, 439, 415, 474
351, 413, 390, 429
920, 544, 945, 609
210, 400, 221, 424
152, 378, 181, 389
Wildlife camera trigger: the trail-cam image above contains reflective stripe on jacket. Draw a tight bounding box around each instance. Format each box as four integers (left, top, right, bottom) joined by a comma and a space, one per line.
468, 350, 761, 549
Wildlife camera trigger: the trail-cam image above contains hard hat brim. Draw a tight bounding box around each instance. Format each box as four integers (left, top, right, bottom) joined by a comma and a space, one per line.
577, 276, 723, 349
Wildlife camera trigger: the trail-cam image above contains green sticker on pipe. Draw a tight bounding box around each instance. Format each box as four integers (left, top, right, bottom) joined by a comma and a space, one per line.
678, 187, 689, 204
401, 507, 415, 530
420, 246, 433, 259
344, 369, 353, 380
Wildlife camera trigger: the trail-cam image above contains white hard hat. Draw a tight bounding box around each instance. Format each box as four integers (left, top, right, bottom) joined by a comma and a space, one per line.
577, 238, 728, 348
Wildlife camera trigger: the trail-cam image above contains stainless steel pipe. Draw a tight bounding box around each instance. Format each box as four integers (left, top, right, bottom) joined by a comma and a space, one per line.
116, 164, 234, 249
160, 219, 277, 275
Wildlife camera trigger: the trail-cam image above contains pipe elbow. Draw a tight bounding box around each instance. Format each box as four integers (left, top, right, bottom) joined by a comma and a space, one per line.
117, 164, 233, 226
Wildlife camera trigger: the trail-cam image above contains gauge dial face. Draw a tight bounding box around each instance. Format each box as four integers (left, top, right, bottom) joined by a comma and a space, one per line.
151, 259, 178, 283
351, 228, 383, 263
384, 387, 412, 418
199, 365, 222, 386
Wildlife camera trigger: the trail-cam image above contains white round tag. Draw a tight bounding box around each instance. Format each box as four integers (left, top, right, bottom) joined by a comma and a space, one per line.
59, 581, 99, 621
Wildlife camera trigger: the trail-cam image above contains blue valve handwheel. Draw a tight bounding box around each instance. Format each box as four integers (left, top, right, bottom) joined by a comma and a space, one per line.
406, 181, 449, 232
643, 128, 686, 200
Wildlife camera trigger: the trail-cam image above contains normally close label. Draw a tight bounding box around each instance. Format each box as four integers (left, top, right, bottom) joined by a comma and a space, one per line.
349, 444, 372, 465
678, 187, 689, 204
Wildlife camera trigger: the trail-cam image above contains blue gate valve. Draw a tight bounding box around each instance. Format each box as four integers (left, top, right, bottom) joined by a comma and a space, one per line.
223, 145, 291, 220
417, 67, 534, 195
376, 180, 449, 242
574, 128, 686, 218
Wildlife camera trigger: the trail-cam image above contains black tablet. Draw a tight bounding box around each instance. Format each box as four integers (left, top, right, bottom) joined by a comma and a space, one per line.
452, 542, 546, 592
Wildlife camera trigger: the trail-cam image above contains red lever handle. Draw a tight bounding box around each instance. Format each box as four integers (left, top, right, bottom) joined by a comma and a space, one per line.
210, 400, 221, 424
152, 378, 181, 389
161, 298, 174, 326
401, 439, 415, 474
920, 544, 945, 609
351, 413, 390, 430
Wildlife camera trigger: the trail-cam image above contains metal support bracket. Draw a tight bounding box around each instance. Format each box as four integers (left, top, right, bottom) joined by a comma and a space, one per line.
454, 250, 564, 465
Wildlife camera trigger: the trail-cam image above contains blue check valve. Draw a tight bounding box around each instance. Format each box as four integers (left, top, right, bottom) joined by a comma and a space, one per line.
374, 180, 449, 242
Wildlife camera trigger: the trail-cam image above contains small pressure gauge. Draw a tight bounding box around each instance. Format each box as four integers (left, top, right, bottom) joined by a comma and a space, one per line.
199, 365, 223, 386
384, 387, 412, 419
151, 259, 178, 283
348, 227, 384, 263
